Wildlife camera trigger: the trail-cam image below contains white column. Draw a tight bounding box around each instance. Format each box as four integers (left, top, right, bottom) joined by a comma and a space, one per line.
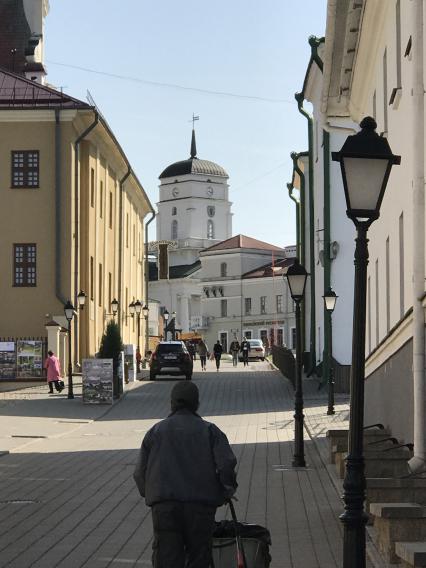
46, 322, 61, 355
180, 295, 190, 332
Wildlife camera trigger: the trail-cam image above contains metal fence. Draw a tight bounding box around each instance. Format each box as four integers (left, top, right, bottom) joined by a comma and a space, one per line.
271, 345, 295, 387
0, 337, 48, 381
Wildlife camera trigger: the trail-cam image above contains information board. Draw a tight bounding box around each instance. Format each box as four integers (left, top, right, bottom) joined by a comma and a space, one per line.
0, 342, 16, 380
16, 340, 43, 379
82, 359, 113, 404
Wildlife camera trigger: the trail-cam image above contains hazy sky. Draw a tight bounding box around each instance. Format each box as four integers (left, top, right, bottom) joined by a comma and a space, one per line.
44, 1, 326, 247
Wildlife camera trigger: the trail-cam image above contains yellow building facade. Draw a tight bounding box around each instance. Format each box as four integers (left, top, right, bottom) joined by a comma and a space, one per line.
0, 69, 153, 371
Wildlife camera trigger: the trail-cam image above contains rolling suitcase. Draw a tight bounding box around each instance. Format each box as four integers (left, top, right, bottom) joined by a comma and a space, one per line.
211, 499, 271, 568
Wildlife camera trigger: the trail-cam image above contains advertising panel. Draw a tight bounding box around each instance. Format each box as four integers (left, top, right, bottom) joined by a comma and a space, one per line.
124, 344, 136, 382
16, 340, 43, 379
82, 359, 113, 404
0, 342, 16, 380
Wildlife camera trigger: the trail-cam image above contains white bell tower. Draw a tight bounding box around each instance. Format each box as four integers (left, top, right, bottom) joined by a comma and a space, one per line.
156, 129, 232, 266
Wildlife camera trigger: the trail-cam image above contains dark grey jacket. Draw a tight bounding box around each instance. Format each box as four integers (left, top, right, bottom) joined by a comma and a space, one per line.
133, 409, 237, 507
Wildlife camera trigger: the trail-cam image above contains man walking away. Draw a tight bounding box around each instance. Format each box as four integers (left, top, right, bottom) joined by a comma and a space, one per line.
213, 340, 223, 371
134, 382, 237, 568
197, 340, 208, 371
229, 337, 240, 367
240, 337, 250, 367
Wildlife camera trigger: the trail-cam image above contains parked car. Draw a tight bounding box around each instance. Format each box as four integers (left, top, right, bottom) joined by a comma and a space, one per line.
239, 339, 266, 362
149, 341, 193, 380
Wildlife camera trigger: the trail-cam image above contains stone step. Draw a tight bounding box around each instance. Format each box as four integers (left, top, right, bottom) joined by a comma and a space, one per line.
395, 541, 426, 567
369, 502, 426, 564
327, 428, 392, 463
366, 478, 426, 513
335, 451, 410, 479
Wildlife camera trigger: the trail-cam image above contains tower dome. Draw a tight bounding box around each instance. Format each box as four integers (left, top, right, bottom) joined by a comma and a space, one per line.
159, 130, 228, 179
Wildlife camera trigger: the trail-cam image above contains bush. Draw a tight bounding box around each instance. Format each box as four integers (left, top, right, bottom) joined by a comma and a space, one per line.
98, 321, 123, 378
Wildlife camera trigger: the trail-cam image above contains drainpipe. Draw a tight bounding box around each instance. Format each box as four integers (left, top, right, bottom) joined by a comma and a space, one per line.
295, 91, 316, 374
408, 0, 425, 473
287, 182, 300, 261
144, 210, 156, 353
118, 167, 131, 331
74, 112, 99, 363
322, 130, 331, 387
54, 108, 66, 305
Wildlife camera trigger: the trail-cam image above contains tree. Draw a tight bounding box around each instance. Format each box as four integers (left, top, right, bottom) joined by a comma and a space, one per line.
98, 321, 123, 397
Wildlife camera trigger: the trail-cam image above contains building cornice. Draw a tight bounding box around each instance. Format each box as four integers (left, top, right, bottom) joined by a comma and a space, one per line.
0, 109, 78, 122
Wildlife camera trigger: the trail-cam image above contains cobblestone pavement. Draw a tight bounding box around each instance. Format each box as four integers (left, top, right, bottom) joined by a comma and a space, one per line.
0, 360, 376, 567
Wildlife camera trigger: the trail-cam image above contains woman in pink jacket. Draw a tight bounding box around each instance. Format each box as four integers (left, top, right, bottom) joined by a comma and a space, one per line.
44, 351, 64, 394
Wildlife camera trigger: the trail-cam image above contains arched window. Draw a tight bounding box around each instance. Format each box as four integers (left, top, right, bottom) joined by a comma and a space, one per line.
207, 220, 214, 239
172, 206, 177, 216
220, 262, 227, 277
171, 220, 178, 240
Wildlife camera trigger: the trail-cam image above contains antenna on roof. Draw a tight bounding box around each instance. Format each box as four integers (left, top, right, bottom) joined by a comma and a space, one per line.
189, 114, 199, 158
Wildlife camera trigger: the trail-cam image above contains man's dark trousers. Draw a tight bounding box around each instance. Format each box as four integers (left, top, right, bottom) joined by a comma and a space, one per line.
151, 501, 216, 568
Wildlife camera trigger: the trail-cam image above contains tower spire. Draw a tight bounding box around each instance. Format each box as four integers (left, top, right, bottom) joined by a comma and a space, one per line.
190, 128, 197, 158
189, 113, 199, 158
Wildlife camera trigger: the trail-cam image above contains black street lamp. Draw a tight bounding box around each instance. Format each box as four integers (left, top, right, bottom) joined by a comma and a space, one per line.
332, 116, 400, 568
64, 300, 75, 400
111, 298, 119, 318
77, 290, 87, 310
163, 309, 169, 340
143, 304, 149, 358
284, 258, 309, 468
323, 288, 338, 415
134, 300, 142, 371
171, 311, 177, 341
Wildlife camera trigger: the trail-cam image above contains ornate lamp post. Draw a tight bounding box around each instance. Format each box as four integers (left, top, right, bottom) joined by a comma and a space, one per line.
284, 258, 309, 468
171, 310, 177, 340
134, 300, 142, 371
163, 310, 169, 340
332, 116, 400, 568
323, 288, 338, 415
64, 300, 76, 400
111, 298, 119, 318
77, 290, 87, 310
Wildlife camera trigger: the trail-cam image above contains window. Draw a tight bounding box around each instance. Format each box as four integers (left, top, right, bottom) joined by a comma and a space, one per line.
291, 327, 296, 350
386, 237, 390, 333
172, 207, 177, 216
13, 244, 36, 286
108, 272, 112, 310
109, 191, 113, 228
243, 330, 252, 340
172, 220, 178, 240
260, 296, 266, 314
207, 220, 214, 239
207, 206, 215, 217
11, 150, 39, 188
383, 49, 388, 133
90, 168, 95, 207
399, 213, 404, 318
221, 299, 227, 317
98, 264, 103, 307
100, 181, 103, 218
220, 262, 227, 277
277, 328, 284, 346
276, 295, 283, 313
245, 297, 252, 315
90, 256, 94, 300
260, 329, 268, 346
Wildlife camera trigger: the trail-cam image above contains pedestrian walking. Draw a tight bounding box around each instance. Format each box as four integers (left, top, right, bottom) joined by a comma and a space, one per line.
240, 337, 250, 367
213, 340, 223, 371
187, 342, 196, 362
44, 351, 64, 393
197, 340, 208, 371
229, 337, 240, 367
134, 382, 238, 568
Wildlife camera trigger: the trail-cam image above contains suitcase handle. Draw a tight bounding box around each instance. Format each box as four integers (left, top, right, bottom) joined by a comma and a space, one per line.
225, 499, 247, 568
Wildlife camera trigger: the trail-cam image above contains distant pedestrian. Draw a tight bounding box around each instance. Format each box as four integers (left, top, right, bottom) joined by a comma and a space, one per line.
240, 338, 250, 367
134, 382, 237, 568
229, 337, 240, 367
187, 342, 196, 362
197, 340, 208, 371
44, 351, 63, 394
213, 340, 223, 371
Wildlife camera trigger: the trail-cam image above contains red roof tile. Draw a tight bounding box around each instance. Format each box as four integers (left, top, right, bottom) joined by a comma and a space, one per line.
202, 234, 286, 253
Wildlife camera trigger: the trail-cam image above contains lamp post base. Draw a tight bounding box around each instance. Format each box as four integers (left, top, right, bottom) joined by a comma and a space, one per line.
292, 456, 306, 468
327, 409, 335, 415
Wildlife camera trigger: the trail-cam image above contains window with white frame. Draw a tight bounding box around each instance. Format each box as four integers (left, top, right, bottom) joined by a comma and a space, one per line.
277, 328, 284, 346
172, 206, 177, 216
207, 219, 214, 239
276, 294, 283, 313
260, 296, 267, 314
220, 262, 227, 277
171, 220, 178, 240
245, 297, 251, 315
221, 299, 227, 317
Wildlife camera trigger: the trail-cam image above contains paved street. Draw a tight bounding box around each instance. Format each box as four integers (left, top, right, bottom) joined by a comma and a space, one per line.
0, 360, 373, 568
